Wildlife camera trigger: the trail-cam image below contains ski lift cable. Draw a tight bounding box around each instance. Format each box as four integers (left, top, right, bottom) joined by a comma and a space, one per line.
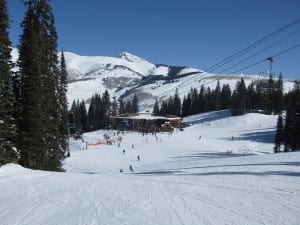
170, 44, 300, 99
205, 18, 300, 73
156, 18, 300, 100
232, 44, 300, 74
219, 29, 300, 74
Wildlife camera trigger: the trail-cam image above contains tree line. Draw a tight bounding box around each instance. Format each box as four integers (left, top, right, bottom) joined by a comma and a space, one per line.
275, 82, 300, 152
69, 93, 139, 134
0, 0, 68, 171
153, 75, 299, 152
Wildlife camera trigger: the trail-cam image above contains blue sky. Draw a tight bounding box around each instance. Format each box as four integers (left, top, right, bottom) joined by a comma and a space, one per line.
8, 0, 300, 79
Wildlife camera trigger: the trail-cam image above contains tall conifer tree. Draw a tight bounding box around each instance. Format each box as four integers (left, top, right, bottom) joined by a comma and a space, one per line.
17, 0, 63, 170
0, 0, 19, 165
58, 51, 69, 154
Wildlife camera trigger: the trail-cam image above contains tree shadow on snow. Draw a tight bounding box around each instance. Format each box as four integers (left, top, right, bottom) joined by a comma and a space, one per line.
234, 130, 276, 143
135, 161, 300, 177
134, 170, 182, 176
176, 161, 300, 170
184, 170, 300, 177
187, 110, 230, 125
172, 152, 254, 160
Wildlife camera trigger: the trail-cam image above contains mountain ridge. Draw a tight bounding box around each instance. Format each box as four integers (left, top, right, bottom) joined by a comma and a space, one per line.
10, 47, 295, 112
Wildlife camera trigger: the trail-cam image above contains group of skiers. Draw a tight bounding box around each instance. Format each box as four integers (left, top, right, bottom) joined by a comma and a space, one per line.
119, 143, 140, 173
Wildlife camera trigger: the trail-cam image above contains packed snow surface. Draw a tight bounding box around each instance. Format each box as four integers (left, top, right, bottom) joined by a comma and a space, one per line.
1, 111, 299, 225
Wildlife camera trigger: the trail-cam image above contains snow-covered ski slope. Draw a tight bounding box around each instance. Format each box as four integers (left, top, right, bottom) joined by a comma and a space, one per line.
1, 111, 300, 225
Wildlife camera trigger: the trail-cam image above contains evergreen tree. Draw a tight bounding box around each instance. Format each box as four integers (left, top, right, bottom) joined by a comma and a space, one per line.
274, 112, 283, 153
190, 88, 199, 114
132, 94, 139, 113
58, 50, 68, 156
102, 90, 111, 127
0, 0, 19, 165
273, 73, 283, 114
173, 89, 181, 116
220, 84, 231, 109
181, 94, 191, 117
111, 97, 118, 116
79, 100, 88, 132
231, 78, 247, 116
69, 100, 76, 133
214, 81, 221, 111
17, 0, 63, 170
246, 82, 257, 112
284, 81, 300, 151
198, 85, 206, 113
17, 2, 45, 169
118, 97, 125, 115
153, 99, 160, 114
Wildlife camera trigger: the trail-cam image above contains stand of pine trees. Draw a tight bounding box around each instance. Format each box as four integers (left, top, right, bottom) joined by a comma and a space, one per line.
275, 82, 300, 152
69, 92, 140, 134
158, 82, 232, 117
0, 0, 68, 170
160, 75, 284, 118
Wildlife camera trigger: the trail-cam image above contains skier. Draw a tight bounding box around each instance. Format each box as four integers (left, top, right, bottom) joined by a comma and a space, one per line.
129, 165, 134, 172
137, 155, 140, 161
123, 149, 125, 154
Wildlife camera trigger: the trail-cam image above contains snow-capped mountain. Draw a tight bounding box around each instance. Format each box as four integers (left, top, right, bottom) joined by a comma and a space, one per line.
11, 48, 295, 111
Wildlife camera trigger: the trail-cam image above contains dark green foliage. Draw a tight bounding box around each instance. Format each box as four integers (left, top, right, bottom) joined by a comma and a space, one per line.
283, 81, 300, 151
58, 51, 69, 154
0, 0, 19, 165
181, 82, 231, 117
153, 99, 160, 114
69, 99, 88, 134
118, 97, 125, 114
220, 84, 232, 109
131, 94, 139, 113
17, 0, 63, 171
158, 90, 181, 116
274, 113, 283, 153
231, 78, 247, 116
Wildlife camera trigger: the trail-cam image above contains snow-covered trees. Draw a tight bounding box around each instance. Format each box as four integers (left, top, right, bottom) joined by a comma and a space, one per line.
0, 0, 19, 165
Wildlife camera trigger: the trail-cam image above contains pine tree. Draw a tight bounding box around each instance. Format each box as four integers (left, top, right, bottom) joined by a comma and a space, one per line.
80, 100, 88, 132
273, 73, 283, 114
17, 2, 45, 169
102, 90, 111, 128
173, 89, 181, 116
231, 78, 247, 116
111, 97, 118, 116
0, 0, 19, 165
181, 94, 191, 117
284, 81, 300, 151
220, 84, 231, 109
58, 51, 68, 157
190, 88, 199, 114
132, 94, 139, 113
153, 99, 160, 114
274, 112, 283, 153
214, 81, 221, 111
17, 0, 63, 170
118, 97, 125, 115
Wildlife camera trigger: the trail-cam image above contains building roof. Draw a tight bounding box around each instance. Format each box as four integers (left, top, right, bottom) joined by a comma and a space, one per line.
110, 113, 181, 121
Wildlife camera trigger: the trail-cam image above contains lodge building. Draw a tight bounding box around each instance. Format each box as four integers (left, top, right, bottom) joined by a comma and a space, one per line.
110, 113, 182, 132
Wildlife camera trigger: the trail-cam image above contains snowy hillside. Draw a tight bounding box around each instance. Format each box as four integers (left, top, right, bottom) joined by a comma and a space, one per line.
1, 111, 299, 225
10, 47, 295, 111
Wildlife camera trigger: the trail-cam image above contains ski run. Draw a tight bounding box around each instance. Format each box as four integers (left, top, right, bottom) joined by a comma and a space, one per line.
1, 110, 299, 225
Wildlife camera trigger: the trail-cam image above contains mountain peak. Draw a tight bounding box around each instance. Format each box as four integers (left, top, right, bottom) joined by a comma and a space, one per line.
118, 51, 145, 63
